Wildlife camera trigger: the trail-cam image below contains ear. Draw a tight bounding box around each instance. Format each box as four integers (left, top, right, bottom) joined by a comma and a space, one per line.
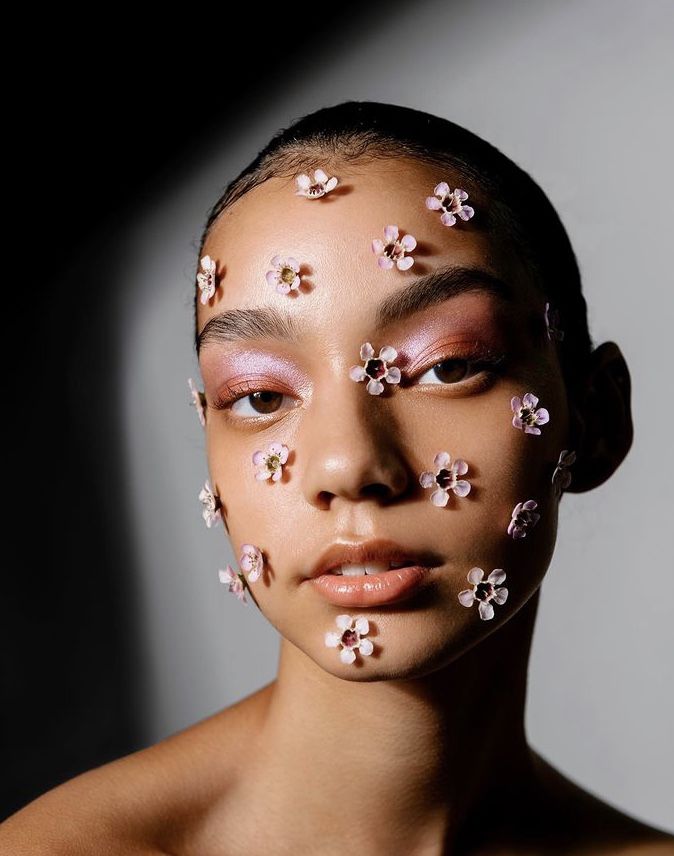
565, 341, 633, 493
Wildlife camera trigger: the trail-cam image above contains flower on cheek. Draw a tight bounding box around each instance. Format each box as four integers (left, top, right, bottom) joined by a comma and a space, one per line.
197, 255, 218, 305
295, 168, 339, 198
266, 255, 301, 294
218, 565, 247, 603
252, 442, 289, 482
507, 500, 540, 538
458, 567, 508, 620
511, 392, 550, 435
198, 480, 222, 528
425, 183, 475, 226
239, 543, 264, 583
187, 377, 206, 428
372, 224, 417, 270
544, 301, 564, 342
419, 452, 471, 506
552, 449, 576, 494
349, 343, 402, 395
325, 614, 374, 664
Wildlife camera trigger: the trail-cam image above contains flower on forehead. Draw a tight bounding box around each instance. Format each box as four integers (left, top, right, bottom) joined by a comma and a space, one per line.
544, 301, 565, 342
507, 499, 540, 539
198, 480, 222, 528
425, 183, 475, 227
511, 392, 550, 435
324, 614, 374, 664
218, 565, 248, 603
239, 543, 264, 583
372, 224, 417, 270
458, 567, 508, 620
349, 342, 402, 396
197, 255, 218, 305
252, 442, 289, 482
419, 451, 471, 506
187, 377, 207, 428
552, 448, 576, 494
266, 255, 302, 295
295, 168, 339, 198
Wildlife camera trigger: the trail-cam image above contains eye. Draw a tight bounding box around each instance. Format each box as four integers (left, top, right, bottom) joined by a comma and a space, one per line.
411, 350, 507, 390
416, 358, 473, 385
209, 380, 297, 421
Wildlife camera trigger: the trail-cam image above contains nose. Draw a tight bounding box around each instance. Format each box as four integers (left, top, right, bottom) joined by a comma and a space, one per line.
298, 380, 411, 510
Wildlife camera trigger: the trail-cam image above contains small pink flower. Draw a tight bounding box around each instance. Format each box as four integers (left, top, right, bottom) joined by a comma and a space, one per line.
544, 302, 564, 342
252, 442, 289, 482
372, 224, 416, 270
266, 255, 301, 295
197, 255, 217, 305
187, 377, 206, 428
324, 614, 374, 664
458, 567, 508, 620
425, 183, 475, 227
552, 449, 576, 494
349, 342, 402, 395
198, 481, 222, 528
218, 565, 247, 603
419, 451, 471, 506
295, 168, 339, 198
511, 392, 550, 435
507, 500, 540, 539
239, 543, 264, 583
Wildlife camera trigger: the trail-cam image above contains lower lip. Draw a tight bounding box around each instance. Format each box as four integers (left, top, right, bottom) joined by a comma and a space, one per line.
308, 565, 432, 606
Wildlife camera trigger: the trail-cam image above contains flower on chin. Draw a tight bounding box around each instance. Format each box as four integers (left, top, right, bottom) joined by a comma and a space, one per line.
197, 255, 217, 305
295, 168, 339, 198
511, 392, 550, 435
239, 543, 264, 583
419, 451, 471, 506
458, 567, 508, 621
507, 499, 540, 539
371, 224, 416, 270
325, 614, 374, 664
187, 377, 206, 428
252, 442, 289, 482
425, 183, 475, 227
349, 342, 402, 396
266, 255, 301, 295
218, 565, 247, 603
198, 480, 222, 528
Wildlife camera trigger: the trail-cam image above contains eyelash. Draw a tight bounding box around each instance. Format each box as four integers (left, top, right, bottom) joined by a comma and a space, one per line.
209, 347, 508, 422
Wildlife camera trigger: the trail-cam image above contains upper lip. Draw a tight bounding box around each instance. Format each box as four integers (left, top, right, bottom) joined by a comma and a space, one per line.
306, 538, 439, 579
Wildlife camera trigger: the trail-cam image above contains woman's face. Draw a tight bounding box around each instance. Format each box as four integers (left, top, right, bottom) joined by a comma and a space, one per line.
196, 157, 570, 678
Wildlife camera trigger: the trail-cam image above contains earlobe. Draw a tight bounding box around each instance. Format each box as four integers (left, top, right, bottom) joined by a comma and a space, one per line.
564, 341, 633, 493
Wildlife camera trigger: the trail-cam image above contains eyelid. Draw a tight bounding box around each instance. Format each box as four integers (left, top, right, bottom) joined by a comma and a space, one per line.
406, 342, 507, 379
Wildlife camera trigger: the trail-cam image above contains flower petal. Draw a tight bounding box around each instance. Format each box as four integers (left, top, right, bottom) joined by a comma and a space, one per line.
535, 408, 550, 425
336, 614, 353, 630
511, 396, 522, 412
467, 567, 484, 584
522, 392, 538, 408
367, 380, 384, 395
378, 345, 397, 362
325, 631, 341, 647
354, 616, 369, 635
324, 176, 338, 192
452, 459, 469, 476
349, 365, 367, 382
372, 239, 384, 254
488, 568, 506, 585
440, 212, 456, 227
358, 638, 374, 656
431, 488, 449, 507
296, 174, 311, 189
478, 601, 495, 620
397, 256, 414, 270
434, 182, 450, 196
453, 480, 471, 497
493, 586, 508, 605
434, 451, 451, 468
340, 648, 357, 664
458, 589, 475, 606
426, 196, 442, 210
419, 471, 435, 488
384, 224, 399, 241
378, 257, 394, 269
314, 168, 328, 183
385, 366, 401, 383
360, 342, 375, 359
252, 450, 265, 465
400, 234, 417, 251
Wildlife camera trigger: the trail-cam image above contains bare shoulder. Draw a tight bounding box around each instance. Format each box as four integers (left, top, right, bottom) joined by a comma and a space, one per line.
0, 683, 273, 856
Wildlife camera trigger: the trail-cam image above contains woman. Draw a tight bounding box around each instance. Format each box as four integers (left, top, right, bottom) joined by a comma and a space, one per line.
2, 101, 672, 855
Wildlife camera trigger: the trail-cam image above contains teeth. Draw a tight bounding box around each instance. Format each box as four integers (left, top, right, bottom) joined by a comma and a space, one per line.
331, 561, 410, 576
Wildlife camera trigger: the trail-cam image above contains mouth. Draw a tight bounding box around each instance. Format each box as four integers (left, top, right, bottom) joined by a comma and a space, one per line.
327, 560, 413, 576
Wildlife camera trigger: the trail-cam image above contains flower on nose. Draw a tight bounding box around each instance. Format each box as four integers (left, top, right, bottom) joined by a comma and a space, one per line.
458, 567, 508, 620
372, 224, 417, 270
349, 342, 402, 395
252, 442, 289, 482
198, 480, 222, 528
544, 301, 565, 342
419, 451, 472, 506
218, 565, 248, 603
197, 255, 218, 305
295, 168, 339, 198
325, 614, 374, 664
239, 543, 264, 583
552, 448, 576, 494
266, 255, 302, 294
187, 377, 206, 428
425, 183, 475, 226
511, 392, 550, 435
507, 499, 540, 538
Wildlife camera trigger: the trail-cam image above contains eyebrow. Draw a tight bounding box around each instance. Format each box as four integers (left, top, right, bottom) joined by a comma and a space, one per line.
196, 264, 514, 354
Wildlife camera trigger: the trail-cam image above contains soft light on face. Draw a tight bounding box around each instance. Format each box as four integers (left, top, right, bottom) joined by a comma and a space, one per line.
195, 157, 571, 679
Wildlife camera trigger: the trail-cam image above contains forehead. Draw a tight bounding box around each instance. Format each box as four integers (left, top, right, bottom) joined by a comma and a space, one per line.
196, 158, 534, 348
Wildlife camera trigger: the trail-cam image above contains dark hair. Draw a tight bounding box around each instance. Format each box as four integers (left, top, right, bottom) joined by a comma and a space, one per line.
194, 100, 593, 396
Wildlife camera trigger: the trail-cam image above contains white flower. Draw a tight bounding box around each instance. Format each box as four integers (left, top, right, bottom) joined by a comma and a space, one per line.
218, 565, 247, 603
458, 567, 508, 620
419, 452, 471, 506
198, 481, 222, 528
349, 342, 401, 395
295, 168, 339, 198
197, 255, 217, 305
325, 614, 374, 664
187, 377, 206, 428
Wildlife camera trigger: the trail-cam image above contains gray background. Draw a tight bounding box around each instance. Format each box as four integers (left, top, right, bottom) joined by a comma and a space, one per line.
115, 0, 673, 832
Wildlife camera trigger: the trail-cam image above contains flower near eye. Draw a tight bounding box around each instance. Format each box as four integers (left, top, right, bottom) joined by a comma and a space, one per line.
295, 168, 339, 198
266, 255, 302, 295
197, 255, 218, 305
218, 565, 248, 603
198, 480, 222, 528
425, 183, 475, 227
552, 448, 576, 495
458, 567, 508, 620
419, 451, 471, 506
239, 543, 264, 583
252, 442, 289, 482
544, 301, 565, 342
187, 377, 207, 428
507, 499, 540, 539
349, 343, 402, 396
325, 614, 374, 664
511, 392, 550, 435
372, 224, 417, 270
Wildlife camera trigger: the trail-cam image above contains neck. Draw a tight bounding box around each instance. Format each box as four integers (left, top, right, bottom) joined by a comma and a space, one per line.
255, 589, 543, 854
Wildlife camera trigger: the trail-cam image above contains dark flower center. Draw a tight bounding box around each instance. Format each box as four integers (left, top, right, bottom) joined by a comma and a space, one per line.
267, 454, 281, 471
341, 629, 359, 648
383, 241, 403, 259
435, 468, 455, 489
520, 405, 536, 425
365, 358, 387, 379
475, 582, 494, 602
281, 266, 296, 284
